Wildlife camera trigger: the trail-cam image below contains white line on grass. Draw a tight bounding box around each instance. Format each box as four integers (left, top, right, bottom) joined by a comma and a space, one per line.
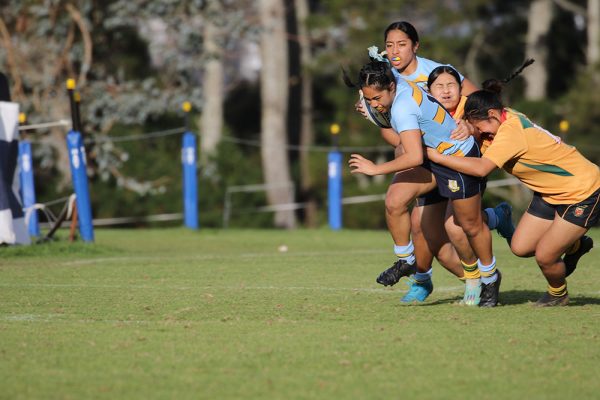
0, 282, 464, 293
58, 249, 391, 266
0, 314, 157, 324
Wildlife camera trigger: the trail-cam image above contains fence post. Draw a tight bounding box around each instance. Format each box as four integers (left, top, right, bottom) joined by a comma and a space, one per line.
18, 113, 39, 237
18, 138, 39, 237
66, 79, 94, 242
328, 123, 342, 230
182, 102, 198, 229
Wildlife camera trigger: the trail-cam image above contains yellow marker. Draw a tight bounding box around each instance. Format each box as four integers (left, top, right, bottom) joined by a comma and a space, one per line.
66, 78, 76, 90
74, 91, 81, 102
19, 112, 26, 124
559, 119, 569, 133
330, 123, 340, 135
182, 101, 192, 113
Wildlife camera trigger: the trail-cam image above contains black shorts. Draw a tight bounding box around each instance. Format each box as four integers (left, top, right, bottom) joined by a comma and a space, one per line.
424, 144, 486, 200
415, 187, 446, 207
527, 188, 600, 228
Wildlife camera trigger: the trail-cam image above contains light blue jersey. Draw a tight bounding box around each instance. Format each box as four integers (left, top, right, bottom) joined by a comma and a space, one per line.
391, 56, 464, 90
390, 79, 474, 156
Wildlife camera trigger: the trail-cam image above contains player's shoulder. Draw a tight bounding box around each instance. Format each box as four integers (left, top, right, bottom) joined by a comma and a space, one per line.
392, 86, 420, 114
416, 56, 464, 79
415, 56, 446, 73
502, 109, 530, 131
416, 56, 444, 68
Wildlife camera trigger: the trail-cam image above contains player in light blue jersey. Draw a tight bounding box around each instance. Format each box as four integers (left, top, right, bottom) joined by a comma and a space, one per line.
389, 78, 474, 157
383, 21, 477, 93
347, 60, 500, 306
391, 56, 460, 90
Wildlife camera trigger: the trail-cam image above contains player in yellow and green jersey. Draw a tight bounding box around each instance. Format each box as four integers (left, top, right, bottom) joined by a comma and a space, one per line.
427, 79, 599, 307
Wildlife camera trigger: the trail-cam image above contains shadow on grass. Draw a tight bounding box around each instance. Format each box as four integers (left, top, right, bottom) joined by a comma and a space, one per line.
500, 290, 600, 306
417, 290, 600, 307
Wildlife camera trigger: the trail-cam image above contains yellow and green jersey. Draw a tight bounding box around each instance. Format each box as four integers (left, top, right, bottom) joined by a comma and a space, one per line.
483, 108, 600, 204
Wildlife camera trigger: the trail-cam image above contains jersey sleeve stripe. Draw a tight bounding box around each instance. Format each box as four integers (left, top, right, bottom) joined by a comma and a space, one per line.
436, 142, 453, 154
433, 106, 446, 124
407, 81, 423, 106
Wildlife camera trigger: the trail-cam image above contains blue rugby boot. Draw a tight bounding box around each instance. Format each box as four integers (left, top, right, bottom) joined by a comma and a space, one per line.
400, 278, 433, 303
494, 202, 515, 245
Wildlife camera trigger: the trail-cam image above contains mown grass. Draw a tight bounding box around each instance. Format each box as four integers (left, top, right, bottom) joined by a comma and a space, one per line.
1, 228, 600, 399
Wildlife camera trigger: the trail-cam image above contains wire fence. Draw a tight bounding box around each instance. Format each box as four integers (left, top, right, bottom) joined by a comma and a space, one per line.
16, 118, 528, 231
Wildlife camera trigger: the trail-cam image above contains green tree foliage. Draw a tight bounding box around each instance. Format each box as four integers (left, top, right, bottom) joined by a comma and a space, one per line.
1, 0, 598, 229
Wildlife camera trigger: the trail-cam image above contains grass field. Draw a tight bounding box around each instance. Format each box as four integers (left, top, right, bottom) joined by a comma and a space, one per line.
1, 227, 600, 399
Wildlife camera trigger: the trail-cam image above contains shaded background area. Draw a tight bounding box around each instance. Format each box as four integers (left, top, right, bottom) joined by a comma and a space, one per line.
0, 0, 599, 229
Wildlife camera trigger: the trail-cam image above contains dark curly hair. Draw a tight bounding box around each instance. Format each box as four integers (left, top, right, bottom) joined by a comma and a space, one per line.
342, 60, 395, 91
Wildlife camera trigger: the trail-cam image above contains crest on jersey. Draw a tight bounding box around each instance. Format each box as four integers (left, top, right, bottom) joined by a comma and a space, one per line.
573, 206, 587, 217
448, 180, 460, 193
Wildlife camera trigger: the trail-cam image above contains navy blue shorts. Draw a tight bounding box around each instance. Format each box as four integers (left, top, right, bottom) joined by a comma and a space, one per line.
415, 187, 446, 207
527, 189, 600, 228
424, 144, 486, 200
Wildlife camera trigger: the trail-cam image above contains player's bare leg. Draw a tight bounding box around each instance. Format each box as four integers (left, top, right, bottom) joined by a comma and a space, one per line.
452, 195, 499, 307
376, 167, 437, 287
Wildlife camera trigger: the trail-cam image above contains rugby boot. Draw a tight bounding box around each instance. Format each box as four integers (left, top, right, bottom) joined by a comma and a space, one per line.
376, 259, 417, 287
479, 269, 502, 307
534, 291, 569, 307
564, 236, 593, 277
460, 278, 481, 306
400, 278, 433, 303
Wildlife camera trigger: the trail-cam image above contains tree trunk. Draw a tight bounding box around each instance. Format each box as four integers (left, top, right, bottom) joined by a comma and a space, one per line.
589, 0, 600, 67
200, 1, 224, 162
259, 0, 297, 229
464, 30, 484, 87
524, 0, 554, 100
294, 0, 317, 227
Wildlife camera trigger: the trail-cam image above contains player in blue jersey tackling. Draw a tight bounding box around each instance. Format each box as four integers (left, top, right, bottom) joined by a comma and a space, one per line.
352, 21, 513, 306
346, 59, 501, 307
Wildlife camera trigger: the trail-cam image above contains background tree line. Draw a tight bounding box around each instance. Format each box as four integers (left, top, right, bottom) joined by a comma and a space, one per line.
1, 0, 599, 229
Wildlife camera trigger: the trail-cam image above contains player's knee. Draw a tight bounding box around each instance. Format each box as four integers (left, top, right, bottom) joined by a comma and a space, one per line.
510, 235, 535, 257
436, 243, 455, 266
444, 221, 463, 241
510, 242, 532, 258
457, 220, 482, 238
385, 195, 410, 216
534, 251, 556, 269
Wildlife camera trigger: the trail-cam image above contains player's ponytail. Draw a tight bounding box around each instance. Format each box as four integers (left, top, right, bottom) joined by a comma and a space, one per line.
342, 66, 357, 88
465, 59, 535, 121
480, 58, 535, 95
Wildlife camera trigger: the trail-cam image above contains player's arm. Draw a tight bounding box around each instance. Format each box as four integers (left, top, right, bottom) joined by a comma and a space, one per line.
381, 127, 400, 147
426, 148, 496, 177
350, 129, 422, 176
460, 78, 478, 96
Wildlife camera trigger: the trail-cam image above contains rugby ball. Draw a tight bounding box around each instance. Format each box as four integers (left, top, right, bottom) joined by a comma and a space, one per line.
359, 90, 392, 129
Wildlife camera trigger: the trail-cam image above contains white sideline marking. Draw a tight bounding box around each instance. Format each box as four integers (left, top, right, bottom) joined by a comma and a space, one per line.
58, 249, 390, 266
0, 314, 153, 324
0, 282, 463, 293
